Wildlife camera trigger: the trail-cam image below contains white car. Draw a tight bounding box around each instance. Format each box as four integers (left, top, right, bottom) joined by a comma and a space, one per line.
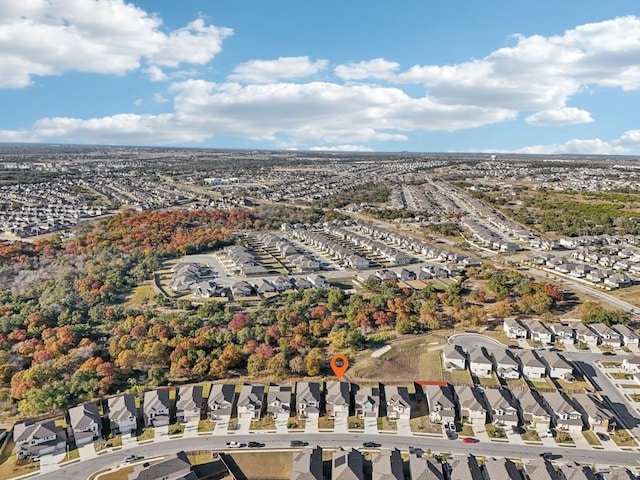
544, 429, 553, 438
226, 441, 245, 448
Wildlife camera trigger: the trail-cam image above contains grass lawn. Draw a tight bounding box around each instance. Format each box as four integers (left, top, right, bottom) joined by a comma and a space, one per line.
348, 416, 364, 430
287, 418, 305, 430
611, 372, 633, 380
409, 416, 443, 434
481, 330, 510, 346
555, 431, 574, 444
0, 439, 40, 479
505, 379, 527, 390
227, 419, 238, 431
521, 429, 540, 442
198, 419, 216, 432
618, 384, 640, 389
529, 378, 556, 391
231, 452, 293, 480
611, 429, 638, 447
611, 284, 640, 306
168, 423, 185, 436
95, 436, 123, 452
629, 394, 640, 402
600, 361, 622, 368
460, 424, 474, 436
250, 416, 275, 430
95, 466, 135, 480
477, 374, 500, 387
420, 350, 444, 383
376, 417, 397, 432
443, 369, 474, 385
582, 430, 601, 446
484, 424, 507, 440
318, 416, 334, 430
556, 379, 591, 392
137, 427, 155, 442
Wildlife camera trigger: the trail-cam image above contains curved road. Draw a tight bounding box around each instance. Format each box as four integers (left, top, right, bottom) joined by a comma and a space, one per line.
37, 433, 640, 480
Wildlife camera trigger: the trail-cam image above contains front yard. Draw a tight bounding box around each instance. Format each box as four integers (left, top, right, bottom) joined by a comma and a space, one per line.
520, 429, 540, 442
250, 416, 276, 430
610, 429, 638, 447
376, 416, 397, 432
581, 430, 601, 446
198, 419, 216, 432
484, 424, 507, 440
554, 431, 574, 444
318, 416, 335, 430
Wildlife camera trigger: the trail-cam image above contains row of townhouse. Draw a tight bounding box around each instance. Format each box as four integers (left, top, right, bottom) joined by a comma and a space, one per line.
230, 273, 328, 298
532, 254, 636, 289
249, 232, 323, 273
325, 226, 414, 265
426, 383, 615, 434
503, 318, 640, 348
460, 217, 521, 253
291, 228, 371, 269
443, 344, 574, 381
293, 447, 616, 480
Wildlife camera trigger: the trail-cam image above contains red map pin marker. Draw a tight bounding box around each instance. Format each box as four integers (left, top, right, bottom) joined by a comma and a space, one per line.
330, 354, 349, 379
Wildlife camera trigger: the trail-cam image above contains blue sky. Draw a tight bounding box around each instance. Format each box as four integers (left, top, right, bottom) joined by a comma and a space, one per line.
1, 0, 639, 154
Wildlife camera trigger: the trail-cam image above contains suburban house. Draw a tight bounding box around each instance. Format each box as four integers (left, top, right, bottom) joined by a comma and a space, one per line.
545, 392, 584, 431
332, 448, 364, 480
548, 323, 575, 345
493, 349, 520, 379
207, 384, 236, 420
355, 386, 380, 418
409, 456, 446, 480
483, 388, 520, 428
291, 446, 323, 480
424, 384, 456, 430
574, 323, 600, 347
468, 347, 493, 378
484, 457, 523, 480
601, 467, 637, 480
237, 384, 265, 420
539, 351, 574, 380
108, 394, 137, 435
588, 323, 623, 348
295, 382, 321, 419
442, 344, 467, 371
513, 388, 552, 429
519, 349, 547, 379
561, 462, 600, 480
266, 384, 292, 420
622, 356, 640, 373
526, 320, 553, 344
572, 393, 613, 432
503, 318, 528, 339
612, 324, 639, 348
68, 402, 102, 446
371, 449, 404, 480
176, 385, 203, 423
384, 385, 412, 421
325, 381, 350, 419
143, 389, 170, 428
14, 420, 66, 459
523, 458, 562, 480
447, 454, 483, 480
454, 385, 487, 426
128, 450, 196, 480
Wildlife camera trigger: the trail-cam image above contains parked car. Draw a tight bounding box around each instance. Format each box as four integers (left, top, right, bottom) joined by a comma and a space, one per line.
247, 441, 265, 448
124, 455, 139, 462
226, 441, 245, 448
362, 442, 381, 448
544, 428, 553, 438
290, 440, 308, 447
461, 437, 476, 444
602, 351, 615, 356
508, 344, 522, 349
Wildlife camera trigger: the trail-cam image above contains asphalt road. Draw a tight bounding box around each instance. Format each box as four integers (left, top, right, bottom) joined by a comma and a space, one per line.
36, 433, 640, 480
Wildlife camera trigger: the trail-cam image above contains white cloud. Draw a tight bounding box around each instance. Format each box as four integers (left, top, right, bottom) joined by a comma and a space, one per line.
228, 56, 328, 83
525, 107, 594, 126
134, 99, 143, 107
0, 0, 232, 88
334, 58, 399, 81
396, 16, 640, 112
615, 129, 640, 145
153, 93, 168, 104
309, 145, 373, 152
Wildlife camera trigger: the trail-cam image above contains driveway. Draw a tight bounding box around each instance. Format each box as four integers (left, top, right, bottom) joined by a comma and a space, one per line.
121, 432, 137, 449
183, 420, 199, 438
334, 413, 348, 433
154, 425, 170, 442
236, 414, 252, 434
78, 443, 98, 461
275, 416, 289, 434
304, 416, 319, 434
396, 418, 412, 436
364, 416, 378, 434
39, 450, 67, 474
213, 415, 231, 435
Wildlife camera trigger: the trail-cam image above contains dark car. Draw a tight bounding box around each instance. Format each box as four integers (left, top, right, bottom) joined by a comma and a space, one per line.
602, 351, 615, 356
290, 440, 308, 447
248, 441, 265, 448
362, 442, 381, 448
508, 344, 522, 349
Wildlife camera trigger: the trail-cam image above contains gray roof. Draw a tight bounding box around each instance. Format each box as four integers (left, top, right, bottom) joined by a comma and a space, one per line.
539, 351, 573, 370
144, 389, 170, 414
332, 448, 364, 480
69, 402, 101, 432
371, 449, 404, 480
483, 457, 522, 480
13, 421, 57, 444
448, 455, 483, 480
454, 385, 486, 413
326, 381, 350, 406
424, 384, 455, 411
177, 385, 203, 415
514, 388, 550, 418
519, 349, 546, 369
296, 382, 321, 411
523, 458, 562, 480
442, 344, 466, 361
208, 383, 236, 412
108, 394, 137, 422
131, 450, 193, 480
409, 456, 445, 480
238, 384, 265, 408
291, 446, 323, 480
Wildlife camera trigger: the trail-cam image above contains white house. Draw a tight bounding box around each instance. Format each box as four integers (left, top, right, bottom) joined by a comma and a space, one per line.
469, 348, 493, 378
612, 324, 639, 348
237, 384, 265, 420
493, 349, 520, 380
442, 344, 466, 371
454, 385, 487, 425
384, 385, 412, 422
520, 350, 547, 380
539, 351, 574, 380
424, 384, 456, 430
503, 318, 528, 339
108, 394, 137, 435
68, 403, 102, 446
622, 356, 640, 373
548, 323, 575, 345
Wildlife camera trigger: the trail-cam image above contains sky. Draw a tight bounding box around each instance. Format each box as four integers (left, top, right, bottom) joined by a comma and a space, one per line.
0, 0, 639, 155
